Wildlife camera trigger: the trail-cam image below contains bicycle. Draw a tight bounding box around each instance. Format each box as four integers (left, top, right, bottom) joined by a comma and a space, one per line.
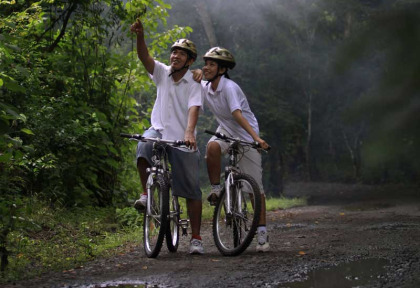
120, 133, 190, 258
205, 130, 270, 256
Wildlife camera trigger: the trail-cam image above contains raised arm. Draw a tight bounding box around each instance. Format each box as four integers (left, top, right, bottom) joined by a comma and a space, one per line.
232, 109, 269, 150
130, 20, 155, 75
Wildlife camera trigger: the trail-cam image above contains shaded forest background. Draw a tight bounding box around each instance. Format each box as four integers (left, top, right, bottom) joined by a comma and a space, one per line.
1, 0, 419, 277
1, 0, 419, 214
170, 0, 420, 194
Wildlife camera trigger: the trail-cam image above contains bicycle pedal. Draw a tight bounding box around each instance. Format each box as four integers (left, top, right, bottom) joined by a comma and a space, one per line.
179, 219, 189, 236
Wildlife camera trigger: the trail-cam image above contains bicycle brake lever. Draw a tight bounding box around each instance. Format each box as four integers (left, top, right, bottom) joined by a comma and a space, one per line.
254, 142, 271, 152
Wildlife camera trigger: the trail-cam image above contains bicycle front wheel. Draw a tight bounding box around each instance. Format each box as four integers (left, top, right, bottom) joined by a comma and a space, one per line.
143, 175, 169, 258
213, 173, 261, 256
166, 192, 180, 252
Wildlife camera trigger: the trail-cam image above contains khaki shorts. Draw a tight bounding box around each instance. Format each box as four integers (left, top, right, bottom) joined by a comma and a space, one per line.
207, 128, 265, 194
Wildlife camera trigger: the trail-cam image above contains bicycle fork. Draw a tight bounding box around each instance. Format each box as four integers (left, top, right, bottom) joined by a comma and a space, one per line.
145, 169, 156, 217
224, 170, 243, 220
145, 167, 164, 218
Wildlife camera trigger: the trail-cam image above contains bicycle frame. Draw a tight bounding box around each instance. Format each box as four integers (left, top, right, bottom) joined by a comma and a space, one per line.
205, 129, 267, 256
120, 133, 188, 257
145, 142, 188, 235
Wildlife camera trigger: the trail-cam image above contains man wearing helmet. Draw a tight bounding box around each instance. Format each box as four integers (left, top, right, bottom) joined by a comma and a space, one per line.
130, 20, 204, 254
200, 47, 271, 252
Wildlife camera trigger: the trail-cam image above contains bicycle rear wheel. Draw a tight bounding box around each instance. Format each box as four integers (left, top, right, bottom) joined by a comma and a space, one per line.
213, 173, 261, 256
166, 191, 180, 252
143, 175, 169, 258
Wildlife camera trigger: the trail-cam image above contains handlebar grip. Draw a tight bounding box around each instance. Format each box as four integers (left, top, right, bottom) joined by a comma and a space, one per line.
120, 133, 142, 140
120, 133, 133, 138
253, 142, 271, 152
204, 129, 216, 136
174, 140, 187, 146
205, 129, 228, 140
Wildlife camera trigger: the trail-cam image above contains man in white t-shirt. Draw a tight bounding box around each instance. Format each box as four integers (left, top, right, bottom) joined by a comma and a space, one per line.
199, 47, 271, 253
130, 20, 204, 254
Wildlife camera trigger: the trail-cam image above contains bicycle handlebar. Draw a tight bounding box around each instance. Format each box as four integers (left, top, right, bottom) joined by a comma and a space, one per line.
120, 133, 187, 147
120, 133, 142, 140
204, 130, 271, 151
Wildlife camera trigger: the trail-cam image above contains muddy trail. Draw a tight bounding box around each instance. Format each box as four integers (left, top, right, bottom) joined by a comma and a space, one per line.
5, 183, 420, 288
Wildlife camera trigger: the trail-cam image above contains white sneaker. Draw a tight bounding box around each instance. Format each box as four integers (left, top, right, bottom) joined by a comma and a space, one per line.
256, 229, 270, 252
189, 238, 204, 255
134, 194, 147, 211
207, 187, 222, 206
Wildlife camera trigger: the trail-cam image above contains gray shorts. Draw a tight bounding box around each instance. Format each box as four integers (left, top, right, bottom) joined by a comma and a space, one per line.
207, 127, 265, 194
136, 128, 202, 200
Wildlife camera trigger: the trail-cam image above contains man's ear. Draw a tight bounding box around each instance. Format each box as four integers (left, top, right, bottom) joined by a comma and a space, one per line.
187, 58, 195, 67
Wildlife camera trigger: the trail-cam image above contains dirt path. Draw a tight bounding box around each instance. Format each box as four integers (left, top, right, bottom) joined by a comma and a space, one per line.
6, 183, 420, 288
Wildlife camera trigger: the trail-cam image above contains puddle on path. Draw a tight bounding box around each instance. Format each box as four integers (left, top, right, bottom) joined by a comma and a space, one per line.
278, 258, 389, 288
273, 223, 313, 230
344, 202, 395, 211
84, 280, 165, 288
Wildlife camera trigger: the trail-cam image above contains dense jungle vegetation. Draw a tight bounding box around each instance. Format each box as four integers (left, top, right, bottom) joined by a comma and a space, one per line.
1, 0, 419, 281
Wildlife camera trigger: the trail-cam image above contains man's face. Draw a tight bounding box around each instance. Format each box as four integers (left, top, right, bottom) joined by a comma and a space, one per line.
170, 48, 191, 70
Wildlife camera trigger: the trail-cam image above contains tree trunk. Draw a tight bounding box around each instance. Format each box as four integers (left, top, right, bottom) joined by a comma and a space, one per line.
304, 88, 313, 181
344, 11, 353, 39
268, 149, 284, 197
195, 0, 218, 47
342, 128, 362, 181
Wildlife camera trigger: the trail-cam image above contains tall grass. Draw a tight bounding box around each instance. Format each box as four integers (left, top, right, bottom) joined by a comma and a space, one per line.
265, 196, 307, 211
1, 201, 141, 283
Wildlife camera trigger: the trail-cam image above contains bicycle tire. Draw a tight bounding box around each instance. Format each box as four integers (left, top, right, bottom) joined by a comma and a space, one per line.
143, 174, 169, 258
166, 191, 180, 252
213, 173, 261, 256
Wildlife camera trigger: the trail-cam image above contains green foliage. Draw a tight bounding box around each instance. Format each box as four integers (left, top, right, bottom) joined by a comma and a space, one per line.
1, 198, 142, 282
0, 0, 192, 205
115, 207, 143, 228
0, 0, 193, 277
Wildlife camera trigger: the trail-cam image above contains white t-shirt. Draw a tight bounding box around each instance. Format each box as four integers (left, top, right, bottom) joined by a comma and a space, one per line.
150, 60, 203, 141
202, 76, 259, 142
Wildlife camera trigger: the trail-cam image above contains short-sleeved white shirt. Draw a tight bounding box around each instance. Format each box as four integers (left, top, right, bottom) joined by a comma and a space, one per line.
202, 76, 259, 142
150, 60, 203, 141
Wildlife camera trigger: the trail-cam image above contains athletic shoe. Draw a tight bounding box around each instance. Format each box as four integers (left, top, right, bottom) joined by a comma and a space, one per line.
134, 194, 147, 211
189, 238, 204, 255
207, 187, 221, 206
256, 229, 270, 252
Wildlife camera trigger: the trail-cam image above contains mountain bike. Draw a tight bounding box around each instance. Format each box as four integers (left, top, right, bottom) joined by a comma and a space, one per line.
205, 130, 269, 256
120, 133, 190, 258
